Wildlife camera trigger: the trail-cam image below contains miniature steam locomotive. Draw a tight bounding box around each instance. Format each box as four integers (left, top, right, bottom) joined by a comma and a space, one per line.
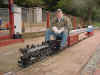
18, 37, 63, 68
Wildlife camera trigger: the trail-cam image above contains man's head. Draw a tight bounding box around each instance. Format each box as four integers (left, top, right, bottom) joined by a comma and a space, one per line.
56, 9, 63, 19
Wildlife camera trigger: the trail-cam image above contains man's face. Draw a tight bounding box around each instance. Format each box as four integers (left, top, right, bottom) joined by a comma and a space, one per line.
56, 12, 62, 18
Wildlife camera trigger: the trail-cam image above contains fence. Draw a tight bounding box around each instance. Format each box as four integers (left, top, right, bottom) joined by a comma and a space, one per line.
0, 8, 9, 25
0, 8, 9, 37
22, 8, 47, 25
0, 8, 47, 33
22, 8, 47, 33
22, 9, 85, 33
0, 8, 86, 34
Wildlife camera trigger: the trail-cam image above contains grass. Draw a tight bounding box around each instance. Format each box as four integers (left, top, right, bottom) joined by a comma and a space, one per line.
93, 22, 100, 27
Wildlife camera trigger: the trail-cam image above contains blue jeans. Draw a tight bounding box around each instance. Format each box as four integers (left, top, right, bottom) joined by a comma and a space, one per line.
45, 29, 68, 47
0, 19, 2, 26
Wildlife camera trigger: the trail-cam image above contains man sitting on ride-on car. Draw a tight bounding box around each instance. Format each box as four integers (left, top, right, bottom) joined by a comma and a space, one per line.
45, 9, 72, 49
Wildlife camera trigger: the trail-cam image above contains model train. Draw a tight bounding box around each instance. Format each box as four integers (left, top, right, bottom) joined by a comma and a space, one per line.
18, 27, 94, 68
18, 37, 62, 68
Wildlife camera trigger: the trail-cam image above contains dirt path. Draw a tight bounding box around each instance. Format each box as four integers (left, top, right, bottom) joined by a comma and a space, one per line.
0, 30, 100, 75
16, 30, 100, 75
0, 37, 44, 73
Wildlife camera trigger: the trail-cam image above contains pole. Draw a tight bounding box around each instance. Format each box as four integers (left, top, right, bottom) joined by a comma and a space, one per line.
46, 11, 50, 28
8, 0, 15, 38
73, 16, 77, 29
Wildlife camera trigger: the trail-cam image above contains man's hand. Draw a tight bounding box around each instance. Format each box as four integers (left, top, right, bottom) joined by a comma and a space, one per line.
52, 26, 64, 34
58, 27, 64, 34
52, 26, 58, 33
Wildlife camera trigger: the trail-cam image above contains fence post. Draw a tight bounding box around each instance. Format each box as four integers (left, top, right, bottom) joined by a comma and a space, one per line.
73, 16, 77, 29
8, 0, 15, 38
80, 17, 84, 28
46, 11, 50, 28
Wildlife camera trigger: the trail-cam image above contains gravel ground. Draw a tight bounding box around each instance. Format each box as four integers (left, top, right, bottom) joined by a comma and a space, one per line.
0, 30, 100, 75
0, 37, 44, 73
16, 30, 100, 75
80, 44, 100, 75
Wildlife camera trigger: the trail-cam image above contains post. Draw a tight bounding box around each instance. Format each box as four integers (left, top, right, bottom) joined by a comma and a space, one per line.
46, 11, 50, 28
8, 0, 15, 38
73, 16, 77, 29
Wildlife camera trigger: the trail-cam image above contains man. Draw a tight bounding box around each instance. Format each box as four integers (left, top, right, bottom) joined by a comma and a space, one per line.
45, 9, 72, 49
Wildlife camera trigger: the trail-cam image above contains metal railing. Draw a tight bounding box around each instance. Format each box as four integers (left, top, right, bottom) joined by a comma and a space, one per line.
0, 8, 9, 25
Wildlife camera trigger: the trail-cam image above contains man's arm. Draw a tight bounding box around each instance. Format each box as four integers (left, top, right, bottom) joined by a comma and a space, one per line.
50, 17, 59, 33
64, 16, 72, 34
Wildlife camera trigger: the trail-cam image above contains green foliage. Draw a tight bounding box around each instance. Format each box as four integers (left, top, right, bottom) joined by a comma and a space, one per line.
0, 0, 8, 8
15, 0, 45, 7
93, 22, 100, 27
0, 0, 3, 5
43, 0, 60, 11
56, 0, 73, 13
15, 0, 100, 24
1, 0, 100, 24
57, 0, 72, 9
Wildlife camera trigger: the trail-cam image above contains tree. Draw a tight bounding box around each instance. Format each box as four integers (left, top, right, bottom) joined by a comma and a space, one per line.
0, 0, 3, 7
57, 0, 73, 13
0, 0, 8, 8
71, 0, 100, 24
43, 0, 60, 11
15, 0, 45, 7
57, 0, 100, 24
14, 0, 100, 24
